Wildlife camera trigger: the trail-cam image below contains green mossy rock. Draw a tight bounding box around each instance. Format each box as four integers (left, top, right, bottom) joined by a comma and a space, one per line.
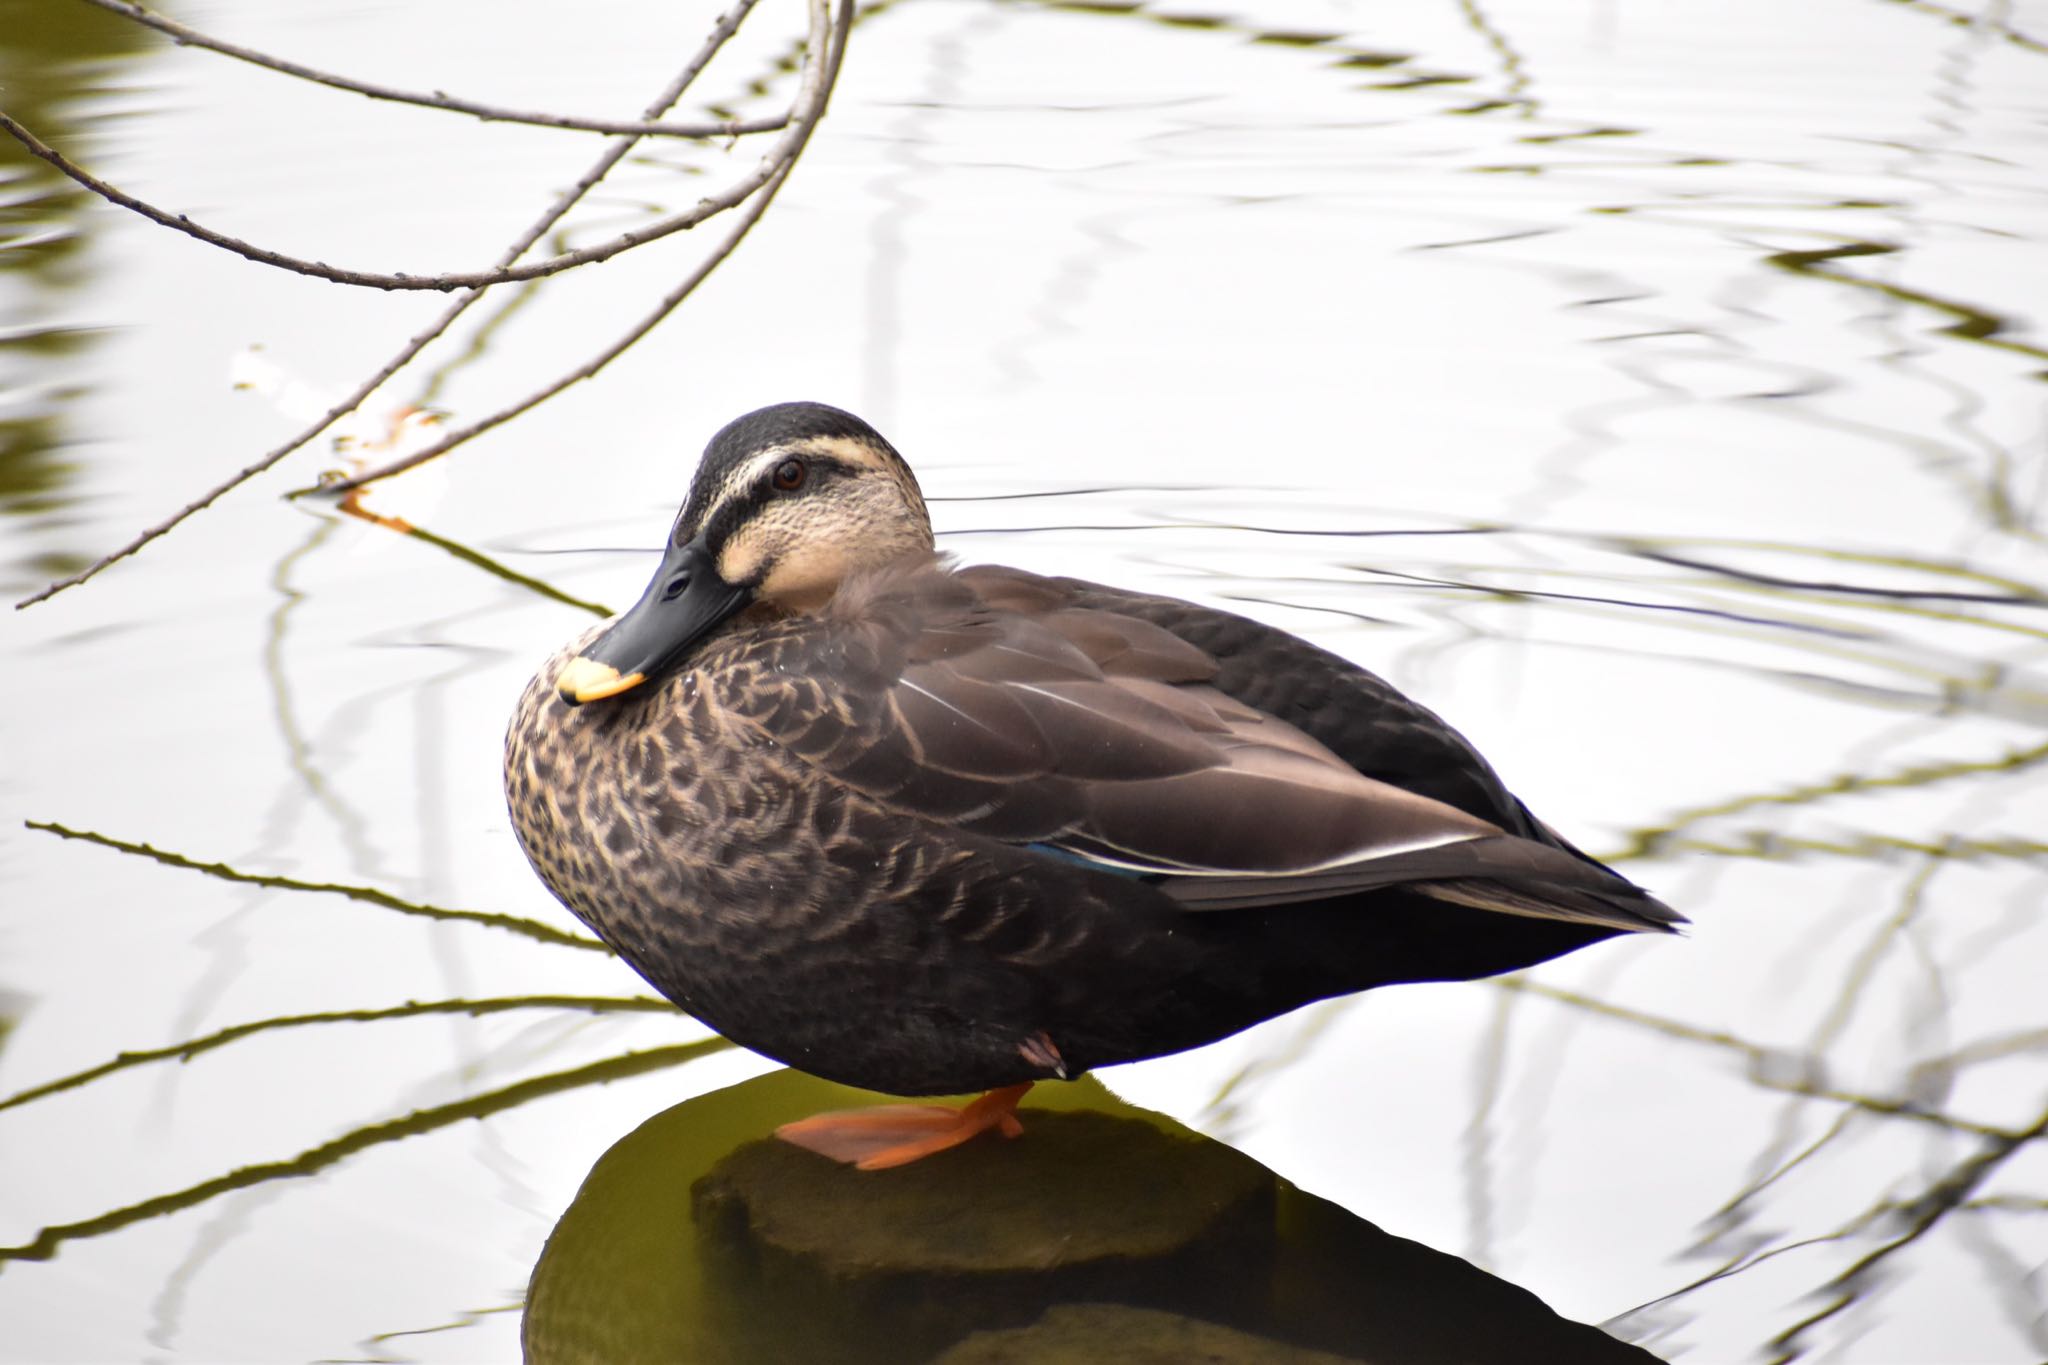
694, 1109, 1273, 1271
933, 1303, 1363, 1364
692, 1110, 1276, 1363
524, 1069, 1665, 1365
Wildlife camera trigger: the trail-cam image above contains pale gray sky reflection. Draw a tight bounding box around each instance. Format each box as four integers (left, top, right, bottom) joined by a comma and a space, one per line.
4, 0, 2046, 1359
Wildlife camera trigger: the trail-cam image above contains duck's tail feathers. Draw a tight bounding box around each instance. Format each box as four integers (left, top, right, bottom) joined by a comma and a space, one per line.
1412, 873, 1685, 935
1162, 831, 1685, 936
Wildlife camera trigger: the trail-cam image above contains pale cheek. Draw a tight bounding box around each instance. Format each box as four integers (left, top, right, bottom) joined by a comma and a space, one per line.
717, 537, 767, 584
759, 548, 849, 607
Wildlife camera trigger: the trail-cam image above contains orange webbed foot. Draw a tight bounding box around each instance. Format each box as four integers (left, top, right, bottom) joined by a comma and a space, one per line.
775, 1083, 1034, 1171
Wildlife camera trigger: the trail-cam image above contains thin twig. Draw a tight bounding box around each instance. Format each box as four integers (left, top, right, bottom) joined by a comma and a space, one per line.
27, 819, 608, 951
316, 182, 789, 490
0, 0, 836, 293
0, 1041, 727, 1264
324, 0, 850, 492
16, 0, 770, 609
1, 99, 780, 292
76, 0, 786, 139
16, 302, 467, 609
0, 994, 677, 1115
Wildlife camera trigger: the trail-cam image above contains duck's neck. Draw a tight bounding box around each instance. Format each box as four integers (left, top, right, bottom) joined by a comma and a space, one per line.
760, 546, 947, 618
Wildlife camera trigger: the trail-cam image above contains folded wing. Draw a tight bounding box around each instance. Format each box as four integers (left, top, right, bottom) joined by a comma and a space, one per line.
714, 559, 1680, 935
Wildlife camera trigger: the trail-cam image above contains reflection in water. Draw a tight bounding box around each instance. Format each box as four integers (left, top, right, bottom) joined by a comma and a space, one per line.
0, 0, 151, 587
0, 992, 683, 1135
26, 819, 609, 951
1769, 240, 2048, 373
5, 0, 2048, 1359
0, 1040, 725, 1267
525, 1070, 1656, 1364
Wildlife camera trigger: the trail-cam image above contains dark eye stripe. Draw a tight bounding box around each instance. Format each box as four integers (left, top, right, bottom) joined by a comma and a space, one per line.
693, 453, 871, 551
776, 453, 861, 483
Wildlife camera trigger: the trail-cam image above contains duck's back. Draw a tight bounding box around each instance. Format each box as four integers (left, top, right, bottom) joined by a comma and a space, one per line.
1049, 575, 1543, 837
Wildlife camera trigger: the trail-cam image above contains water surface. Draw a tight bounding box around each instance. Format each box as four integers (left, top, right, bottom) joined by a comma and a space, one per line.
4, 0, 2047, 1359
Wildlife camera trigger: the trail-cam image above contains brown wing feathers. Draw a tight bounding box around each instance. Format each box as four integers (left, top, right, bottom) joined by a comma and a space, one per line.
722, 558, 1678, 935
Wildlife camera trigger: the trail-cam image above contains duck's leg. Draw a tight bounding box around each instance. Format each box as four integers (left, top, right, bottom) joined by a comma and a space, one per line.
775, 1083, 1034, 1171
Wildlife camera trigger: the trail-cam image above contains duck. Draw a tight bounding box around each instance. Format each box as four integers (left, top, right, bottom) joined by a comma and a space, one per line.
504, 401, 1682, 1170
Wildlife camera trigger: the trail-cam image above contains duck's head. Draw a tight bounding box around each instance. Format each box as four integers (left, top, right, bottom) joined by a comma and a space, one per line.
556, 402, 933, 706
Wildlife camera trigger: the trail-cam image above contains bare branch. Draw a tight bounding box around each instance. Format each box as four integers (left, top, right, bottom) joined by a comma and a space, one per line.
0, 994, 675, 1115
17, 0, 790, 608
76, 0, 786, 139
5, 0, 840, 294
327, 178, 794, 493
323, 0, 850, 492
0, 95, 791, 292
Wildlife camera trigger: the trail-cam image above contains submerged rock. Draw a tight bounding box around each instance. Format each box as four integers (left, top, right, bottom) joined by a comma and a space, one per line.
933, 1303, 1361, 1364
691, 1110, 1276, 1362
523, 1069, 1664, 1364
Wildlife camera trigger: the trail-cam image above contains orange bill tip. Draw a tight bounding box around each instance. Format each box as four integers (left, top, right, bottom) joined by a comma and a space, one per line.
555, 656, 646, 705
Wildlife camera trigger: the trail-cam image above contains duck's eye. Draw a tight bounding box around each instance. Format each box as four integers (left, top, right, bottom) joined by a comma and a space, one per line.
771, 457, 807, 492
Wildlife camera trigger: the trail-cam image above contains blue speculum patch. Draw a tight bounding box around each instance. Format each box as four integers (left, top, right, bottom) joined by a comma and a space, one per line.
1024, 843, 1156, 880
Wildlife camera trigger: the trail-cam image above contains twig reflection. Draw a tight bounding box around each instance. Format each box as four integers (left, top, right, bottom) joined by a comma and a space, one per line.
25, 821, 606, 951
0, 995, 673, 1115
0, 1041, 727, 1265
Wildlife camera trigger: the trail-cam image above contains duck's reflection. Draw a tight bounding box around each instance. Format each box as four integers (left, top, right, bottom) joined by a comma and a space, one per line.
523, 1069, 1659, 1364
